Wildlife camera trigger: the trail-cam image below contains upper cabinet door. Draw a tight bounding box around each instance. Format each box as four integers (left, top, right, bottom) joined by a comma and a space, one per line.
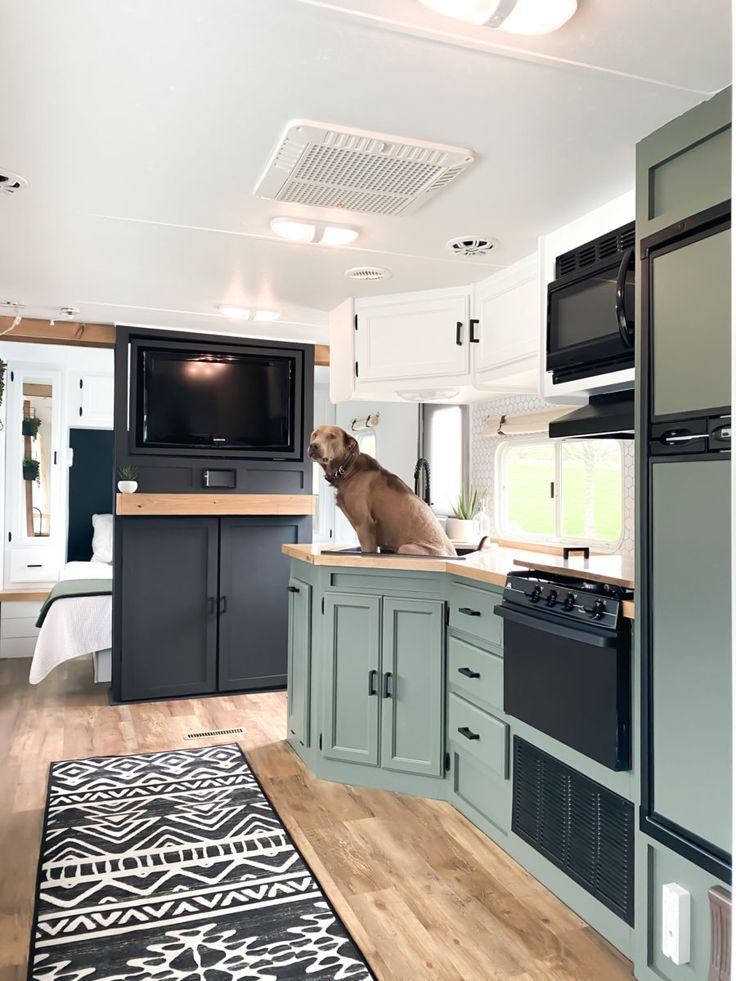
472, 255, 539, 392
76, 374, 114, 429
355, 288, 471, 384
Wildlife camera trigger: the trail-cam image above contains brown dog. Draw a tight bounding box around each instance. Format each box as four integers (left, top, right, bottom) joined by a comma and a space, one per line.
308, 425, 457, 557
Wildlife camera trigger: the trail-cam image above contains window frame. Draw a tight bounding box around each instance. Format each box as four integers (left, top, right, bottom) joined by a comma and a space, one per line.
494, 437, 625, 553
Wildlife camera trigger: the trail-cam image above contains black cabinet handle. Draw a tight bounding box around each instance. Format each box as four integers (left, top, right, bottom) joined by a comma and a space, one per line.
26, 564, 43, 569
458, 607, 481, 617
469, 318, 480, 343
219, 595, 228, 614
455, 321, 463, 346
458, 726, 480, 741
368, 669, 378, 696
207, 596, 215, 615
458, 667, 481, 679
562, 547, 590, 560
287, 585, 300, 593
383, 671, 393, 698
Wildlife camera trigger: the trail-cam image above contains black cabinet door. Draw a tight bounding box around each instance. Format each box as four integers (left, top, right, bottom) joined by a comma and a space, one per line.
217, 517, 300, 692
119, 517, 218, 700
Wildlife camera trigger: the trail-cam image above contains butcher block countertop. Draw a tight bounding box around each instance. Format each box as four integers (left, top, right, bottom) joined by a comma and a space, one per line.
282, 543, 635, 619
117, 493, 316, 516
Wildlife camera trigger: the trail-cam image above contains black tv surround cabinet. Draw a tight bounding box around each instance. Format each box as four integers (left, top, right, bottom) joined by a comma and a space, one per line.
111, 326, 315, 703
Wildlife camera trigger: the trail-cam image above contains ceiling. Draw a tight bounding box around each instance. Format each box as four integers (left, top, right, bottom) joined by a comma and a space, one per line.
0, 0, 730, 344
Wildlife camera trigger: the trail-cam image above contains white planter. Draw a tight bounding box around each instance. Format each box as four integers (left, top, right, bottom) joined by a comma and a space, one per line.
446, 517, 476, 543
118, 480, 138, 494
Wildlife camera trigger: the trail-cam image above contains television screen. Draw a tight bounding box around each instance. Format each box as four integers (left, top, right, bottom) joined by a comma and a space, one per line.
139, 348, 295, 452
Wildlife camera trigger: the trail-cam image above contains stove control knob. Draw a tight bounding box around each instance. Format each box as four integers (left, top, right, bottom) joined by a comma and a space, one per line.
589, 599, 606, 620
545, 589, 559, 608
530, 585, 543, 604
563, 592, 576, 612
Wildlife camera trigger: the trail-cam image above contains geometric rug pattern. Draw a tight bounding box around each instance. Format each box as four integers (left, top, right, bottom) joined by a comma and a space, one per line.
28, 742, 374, 979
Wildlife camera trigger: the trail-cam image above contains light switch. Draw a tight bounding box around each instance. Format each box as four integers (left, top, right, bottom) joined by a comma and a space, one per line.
662, 882, 691, 965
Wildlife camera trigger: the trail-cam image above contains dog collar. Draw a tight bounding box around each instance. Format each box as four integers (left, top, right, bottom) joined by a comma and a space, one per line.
327, 451, 357, 483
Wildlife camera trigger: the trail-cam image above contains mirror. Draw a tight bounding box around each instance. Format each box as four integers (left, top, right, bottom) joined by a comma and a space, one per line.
22, 381, 54, 537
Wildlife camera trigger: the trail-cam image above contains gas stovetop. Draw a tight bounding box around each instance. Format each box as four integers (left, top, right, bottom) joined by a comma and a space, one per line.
501, 569, 632, 631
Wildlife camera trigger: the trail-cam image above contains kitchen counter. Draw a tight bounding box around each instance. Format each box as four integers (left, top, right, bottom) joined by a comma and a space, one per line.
282, 542, 635, 617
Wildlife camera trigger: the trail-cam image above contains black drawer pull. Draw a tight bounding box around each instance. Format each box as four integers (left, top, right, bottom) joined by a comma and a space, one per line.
458, 726, 480, 741
27, 564, 43, 568
458, 667, 480, 679
458, 607, 481, 617
368, 669, 378, 696
287, 585, 300, 593
219, 595, 228, 615
383, 671, 393, 698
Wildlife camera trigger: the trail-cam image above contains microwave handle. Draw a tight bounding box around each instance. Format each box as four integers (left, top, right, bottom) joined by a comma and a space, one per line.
615, 246, 635, 349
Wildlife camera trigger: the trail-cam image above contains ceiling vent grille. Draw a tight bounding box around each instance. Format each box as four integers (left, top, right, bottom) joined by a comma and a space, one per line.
345, 266, 391, 282
556, 221, 636, 277
256, 121, 474, 217
0, 169, 28, 196
446, 236, 497, 257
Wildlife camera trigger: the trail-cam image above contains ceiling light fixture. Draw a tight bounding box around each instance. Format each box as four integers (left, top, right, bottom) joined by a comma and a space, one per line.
252, 310, 280, 322
217, 304, 251, 320
270, 217, 359, 247
418, 0, 577, 34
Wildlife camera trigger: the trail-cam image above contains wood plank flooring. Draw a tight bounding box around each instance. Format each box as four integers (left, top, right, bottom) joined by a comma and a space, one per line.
0, 656, 634, 981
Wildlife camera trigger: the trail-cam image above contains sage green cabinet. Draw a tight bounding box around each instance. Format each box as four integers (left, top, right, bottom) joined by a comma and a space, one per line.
323, 592, 445, 777
323, 593, 381, 766
286, 577, 312, 748
381, 597, 444, 777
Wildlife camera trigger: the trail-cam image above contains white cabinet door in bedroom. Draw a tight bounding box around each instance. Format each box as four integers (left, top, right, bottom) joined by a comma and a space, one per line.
75, 374, 114, 429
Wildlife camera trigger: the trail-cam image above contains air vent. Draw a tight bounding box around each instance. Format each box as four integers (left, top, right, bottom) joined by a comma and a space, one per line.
556, 221, 636, 277
512, 737, 634, 925
345, 266, 392, 282
256, 120, 474, 217
0, 169, 28, 196
184, 726, 245, 740
446, 236, 497, 257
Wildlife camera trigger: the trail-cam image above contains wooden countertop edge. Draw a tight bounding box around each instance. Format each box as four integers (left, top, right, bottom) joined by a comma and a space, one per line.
117, 493, 317, 516
0, 589, 49, 602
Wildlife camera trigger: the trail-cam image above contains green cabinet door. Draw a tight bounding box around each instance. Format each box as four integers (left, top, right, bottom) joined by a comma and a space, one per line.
286, 577, 312, 748
323, 593, 381, 766
651, 457, 732, 854
380, 597, 445, 777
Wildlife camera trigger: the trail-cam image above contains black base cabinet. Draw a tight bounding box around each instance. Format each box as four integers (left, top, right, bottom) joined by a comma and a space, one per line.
114, 515, 309, 702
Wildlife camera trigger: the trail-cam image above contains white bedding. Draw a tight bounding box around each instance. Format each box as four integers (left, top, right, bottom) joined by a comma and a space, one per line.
29, 561, 113, 685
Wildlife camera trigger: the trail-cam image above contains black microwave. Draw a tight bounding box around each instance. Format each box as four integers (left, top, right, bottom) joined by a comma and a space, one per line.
547, 222, 636, 385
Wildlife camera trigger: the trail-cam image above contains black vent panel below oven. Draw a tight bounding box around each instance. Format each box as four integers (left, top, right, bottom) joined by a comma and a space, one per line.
512, 737, 634, 925
556, 221, 636, 277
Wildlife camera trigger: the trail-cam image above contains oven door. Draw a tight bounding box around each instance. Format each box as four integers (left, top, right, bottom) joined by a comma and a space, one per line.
547, 249, 635, 384
497, 605, 631, 770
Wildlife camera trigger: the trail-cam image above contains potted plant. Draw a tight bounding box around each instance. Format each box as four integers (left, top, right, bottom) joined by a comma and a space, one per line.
447, 486, 480, 543
118, 465, 139, 494
23, 457, 40, 483
22, 414, 41, 438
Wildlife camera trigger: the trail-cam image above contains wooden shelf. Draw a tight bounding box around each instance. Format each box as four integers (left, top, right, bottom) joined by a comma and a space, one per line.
0, 590, 49, 602
116, 493, 317, 517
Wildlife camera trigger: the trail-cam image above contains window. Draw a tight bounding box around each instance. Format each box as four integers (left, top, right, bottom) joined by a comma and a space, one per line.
421, 404, 468, 515
496, 439, 623, 548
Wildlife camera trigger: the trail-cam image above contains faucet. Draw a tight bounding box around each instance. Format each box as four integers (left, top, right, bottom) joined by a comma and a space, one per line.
413, 457, 431, 506
33, 506, 43, 537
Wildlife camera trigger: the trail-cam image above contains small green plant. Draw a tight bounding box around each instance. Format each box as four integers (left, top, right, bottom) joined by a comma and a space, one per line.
22, 415, 42, 439
23, 458, 40, 483
452, 485, 480, 521
118, 465, 138, 481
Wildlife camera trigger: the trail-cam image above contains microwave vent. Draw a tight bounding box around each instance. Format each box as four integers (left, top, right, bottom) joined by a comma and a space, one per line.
555, 221, 636, 277
256, 120, 475, 217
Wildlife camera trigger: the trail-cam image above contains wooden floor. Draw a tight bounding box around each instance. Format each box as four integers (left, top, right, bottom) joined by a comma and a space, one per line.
0, 657, 635, 981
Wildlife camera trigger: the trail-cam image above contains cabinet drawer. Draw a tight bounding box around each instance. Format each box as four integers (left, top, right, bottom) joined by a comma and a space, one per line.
0, 616, 40, 639
448, 635, 503, 712
448, 581, 502, 647
0, 637, 37, 658
1, 600, 44, 619
451, 747, 511, 835
9, 549, 60, 583
448, 693, 508, 778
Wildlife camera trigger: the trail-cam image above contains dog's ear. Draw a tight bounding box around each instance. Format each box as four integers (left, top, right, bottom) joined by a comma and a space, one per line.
345, 433, 359, 455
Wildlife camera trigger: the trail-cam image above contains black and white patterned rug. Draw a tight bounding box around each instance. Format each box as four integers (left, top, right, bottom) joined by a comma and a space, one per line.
28, 742, 374, 980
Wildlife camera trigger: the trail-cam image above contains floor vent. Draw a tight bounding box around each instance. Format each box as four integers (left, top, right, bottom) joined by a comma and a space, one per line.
184, 727, 245, 740
256, 120, 474, 216
512, 737, 634, 925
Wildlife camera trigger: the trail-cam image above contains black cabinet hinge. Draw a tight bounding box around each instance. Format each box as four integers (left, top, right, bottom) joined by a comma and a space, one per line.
319, 733, 323, 751
444, 751, 451, 772
355, 360, 359, 378
354, 313, 358, 331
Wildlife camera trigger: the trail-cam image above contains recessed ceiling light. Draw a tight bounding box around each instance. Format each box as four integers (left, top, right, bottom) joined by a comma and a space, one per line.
253, 309, 280, 322
217, 304, 251, 320
446, 235, 497, 256
270, 217, 359, 247
418, 0, 577, 34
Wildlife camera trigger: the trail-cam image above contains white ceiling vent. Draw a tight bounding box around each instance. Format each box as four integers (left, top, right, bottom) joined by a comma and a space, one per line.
446, 235, 497, 256
345, 266, 392, 282
256, 121, 474, 217
0, 169, 28, 196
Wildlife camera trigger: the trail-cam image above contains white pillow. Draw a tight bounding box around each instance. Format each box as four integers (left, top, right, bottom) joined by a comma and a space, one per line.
91, 513, 113, 564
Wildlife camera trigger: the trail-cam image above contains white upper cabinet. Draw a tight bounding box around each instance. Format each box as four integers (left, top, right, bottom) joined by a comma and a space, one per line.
472, 254, 539, 392
73, 373, 114, 429
354, 287, 471, 386
328, 298, 356, 405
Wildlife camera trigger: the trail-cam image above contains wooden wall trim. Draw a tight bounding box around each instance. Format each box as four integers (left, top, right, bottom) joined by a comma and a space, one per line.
116, 493, 317, 517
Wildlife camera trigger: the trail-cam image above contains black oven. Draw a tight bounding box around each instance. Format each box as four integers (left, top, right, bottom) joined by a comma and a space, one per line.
547, 222, 636, 385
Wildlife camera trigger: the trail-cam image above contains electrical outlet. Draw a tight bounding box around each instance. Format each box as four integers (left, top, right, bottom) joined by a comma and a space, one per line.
662, 882, 691, 965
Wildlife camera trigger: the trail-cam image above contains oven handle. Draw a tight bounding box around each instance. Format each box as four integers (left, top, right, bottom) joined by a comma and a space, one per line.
615, 246, 635, 349
494, 604, 620, 648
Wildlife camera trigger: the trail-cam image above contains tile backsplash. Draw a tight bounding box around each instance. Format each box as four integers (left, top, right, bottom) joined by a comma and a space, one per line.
470, 394, 635, 563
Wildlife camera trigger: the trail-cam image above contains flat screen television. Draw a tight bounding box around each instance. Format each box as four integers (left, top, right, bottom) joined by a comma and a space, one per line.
136, 346, 297, 454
